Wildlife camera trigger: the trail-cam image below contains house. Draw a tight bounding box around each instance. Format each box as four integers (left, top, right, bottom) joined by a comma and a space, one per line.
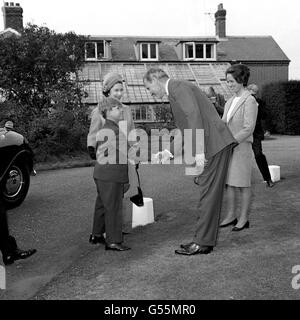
1, 3, 290, 124
78, 3, 290, 123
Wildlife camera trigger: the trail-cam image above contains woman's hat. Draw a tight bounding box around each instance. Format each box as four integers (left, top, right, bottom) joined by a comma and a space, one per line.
102, 73, 123, 94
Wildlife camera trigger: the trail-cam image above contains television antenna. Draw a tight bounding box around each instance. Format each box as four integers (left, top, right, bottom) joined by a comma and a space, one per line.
204, 12, 215, 22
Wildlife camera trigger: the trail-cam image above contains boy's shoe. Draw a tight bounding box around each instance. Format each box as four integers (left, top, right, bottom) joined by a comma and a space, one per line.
89, 234, 106, 245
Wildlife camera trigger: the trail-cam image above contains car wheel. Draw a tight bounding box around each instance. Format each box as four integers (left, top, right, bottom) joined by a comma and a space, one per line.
1, 162, 30, 210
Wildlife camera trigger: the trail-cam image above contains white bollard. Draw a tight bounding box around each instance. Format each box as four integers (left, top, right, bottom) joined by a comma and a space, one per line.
0, 265, 6, 290
132, 198, 154, 228
268, 165, 280, 182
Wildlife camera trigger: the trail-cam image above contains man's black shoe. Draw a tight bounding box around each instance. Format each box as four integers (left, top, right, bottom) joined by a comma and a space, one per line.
89, 234, 106, 245
175, 243, 213, 255
105, 243, 131, 251
180, 242, 194, 250
3, 248, 37, 265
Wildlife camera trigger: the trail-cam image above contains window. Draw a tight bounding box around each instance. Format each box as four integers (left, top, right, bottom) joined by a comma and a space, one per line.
131, 105, 156, 122
195, 44, 204, 59
140, 43, 159, 61
183, 42, 216, 61
206, 44, 214, 59
185, 43, 194, 59
85, 41, 107, 60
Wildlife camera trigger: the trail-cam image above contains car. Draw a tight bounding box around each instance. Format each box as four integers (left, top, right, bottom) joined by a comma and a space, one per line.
0, 127, 35, 209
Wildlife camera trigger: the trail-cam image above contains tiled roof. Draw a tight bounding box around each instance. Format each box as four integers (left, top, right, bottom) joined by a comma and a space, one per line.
217, 36, 290, 62
79, 62, 233, 104
86, 35, 290, 62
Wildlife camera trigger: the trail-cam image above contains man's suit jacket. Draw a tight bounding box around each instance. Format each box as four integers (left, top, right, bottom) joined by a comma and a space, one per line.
168, 80, 236, 159
252, 96, 266, 140
222, 91, 258, 144
93, 119, 129, 183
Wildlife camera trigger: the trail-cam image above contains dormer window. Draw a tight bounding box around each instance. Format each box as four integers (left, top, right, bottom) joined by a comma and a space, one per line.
183, 42, 216, 61
140, 43, 159, 61
85, 40, 108, 61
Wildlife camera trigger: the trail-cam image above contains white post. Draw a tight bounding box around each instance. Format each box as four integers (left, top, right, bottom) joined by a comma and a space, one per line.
0, 265, 6, 290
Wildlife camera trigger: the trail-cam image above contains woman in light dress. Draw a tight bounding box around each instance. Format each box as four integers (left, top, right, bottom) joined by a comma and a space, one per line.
220, 64, 258, 231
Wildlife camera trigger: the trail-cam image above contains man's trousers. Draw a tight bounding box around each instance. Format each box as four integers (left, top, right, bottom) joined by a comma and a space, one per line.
193, 144, 234, 246
252, 137, 272, 182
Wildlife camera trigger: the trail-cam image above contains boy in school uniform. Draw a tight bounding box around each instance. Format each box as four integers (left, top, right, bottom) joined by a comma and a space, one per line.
90, 97, 133, 251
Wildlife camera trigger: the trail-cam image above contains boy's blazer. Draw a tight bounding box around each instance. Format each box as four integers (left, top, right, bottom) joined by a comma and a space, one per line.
94, 119, 129, 183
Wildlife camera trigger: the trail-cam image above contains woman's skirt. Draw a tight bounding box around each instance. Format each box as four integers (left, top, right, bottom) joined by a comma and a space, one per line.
226, 142, 254, 188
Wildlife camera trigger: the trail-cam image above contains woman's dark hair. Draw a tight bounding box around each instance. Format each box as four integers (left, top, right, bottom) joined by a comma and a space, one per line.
226, 64, 250, 86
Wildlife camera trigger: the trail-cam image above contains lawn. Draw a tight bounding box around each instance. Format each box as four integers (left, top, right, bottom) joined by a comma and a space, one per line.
34, 135, 300, 300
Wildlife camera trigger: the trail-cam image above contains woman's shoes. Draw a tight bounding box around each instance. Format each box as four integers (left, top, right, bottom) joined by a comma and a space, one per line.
232, 221, 250, 232
219, 218, 238, 228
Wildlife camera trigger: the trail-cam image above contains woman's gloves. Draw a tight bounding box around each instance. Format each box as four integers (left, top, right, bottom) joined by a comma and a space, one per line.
88, 146, 96, 160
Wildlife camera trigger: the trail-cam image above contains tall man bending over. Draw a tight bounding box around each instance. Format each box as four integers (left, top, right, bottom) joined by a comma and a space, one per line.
144, 68, 237, 255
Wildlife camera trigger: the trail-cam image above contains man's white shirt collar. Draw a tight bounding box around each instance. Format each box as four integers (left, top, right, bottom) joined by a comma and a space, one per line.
165, 79, 170, 96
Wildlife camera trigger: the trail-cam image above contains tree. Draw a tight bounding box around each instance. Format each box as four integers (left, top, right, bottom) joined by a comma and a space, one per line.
0, 24, 89, 161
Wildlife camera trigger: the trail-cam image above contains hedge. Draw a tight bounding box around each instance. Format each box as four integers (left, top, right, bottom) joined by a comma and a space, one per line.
262, 81, 300, 135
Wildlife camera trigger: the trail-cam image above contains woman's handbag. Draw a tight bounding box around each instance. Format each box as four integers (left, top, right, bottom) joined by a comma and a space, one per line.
130, 163, 144, 207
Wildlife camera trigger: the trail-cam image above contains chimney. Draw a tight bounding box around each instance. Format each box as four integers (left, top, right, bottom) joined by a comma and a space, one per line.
2, 2, 23, 33
215, 3, 226, 39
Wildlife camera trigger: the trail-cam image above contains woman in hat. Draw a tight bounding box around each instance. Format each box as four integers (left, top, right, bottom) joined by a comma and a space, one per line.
87, 72, 138, 245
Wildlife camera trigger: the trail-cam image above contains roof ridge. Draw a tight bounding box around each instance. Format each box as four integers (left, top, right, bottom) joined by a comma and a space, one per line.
88, 35, 218, 39
226, 35, 273, 38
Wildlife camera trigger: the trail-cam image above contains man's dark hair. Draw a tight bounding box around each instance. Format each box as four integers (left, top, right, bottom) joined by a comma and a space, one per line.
143, 68, 169, 83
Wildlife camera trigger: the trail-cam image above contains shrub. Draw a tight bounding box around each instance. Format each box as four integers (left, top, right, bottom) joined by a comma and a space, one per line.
261, 81, 300, 135
0, 24, 89, 162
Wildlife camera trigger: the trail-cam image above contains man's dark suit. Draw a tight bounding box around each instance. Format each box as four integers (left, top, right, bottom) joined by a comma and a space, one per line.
92, 119, 128, 245
251, 96, 272, 183
168, 80, 236, 247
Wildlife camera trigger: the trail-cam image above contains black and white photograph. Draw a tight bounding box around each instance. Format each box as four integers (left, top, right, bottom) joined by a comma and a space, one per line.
0, 0, 299, 305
